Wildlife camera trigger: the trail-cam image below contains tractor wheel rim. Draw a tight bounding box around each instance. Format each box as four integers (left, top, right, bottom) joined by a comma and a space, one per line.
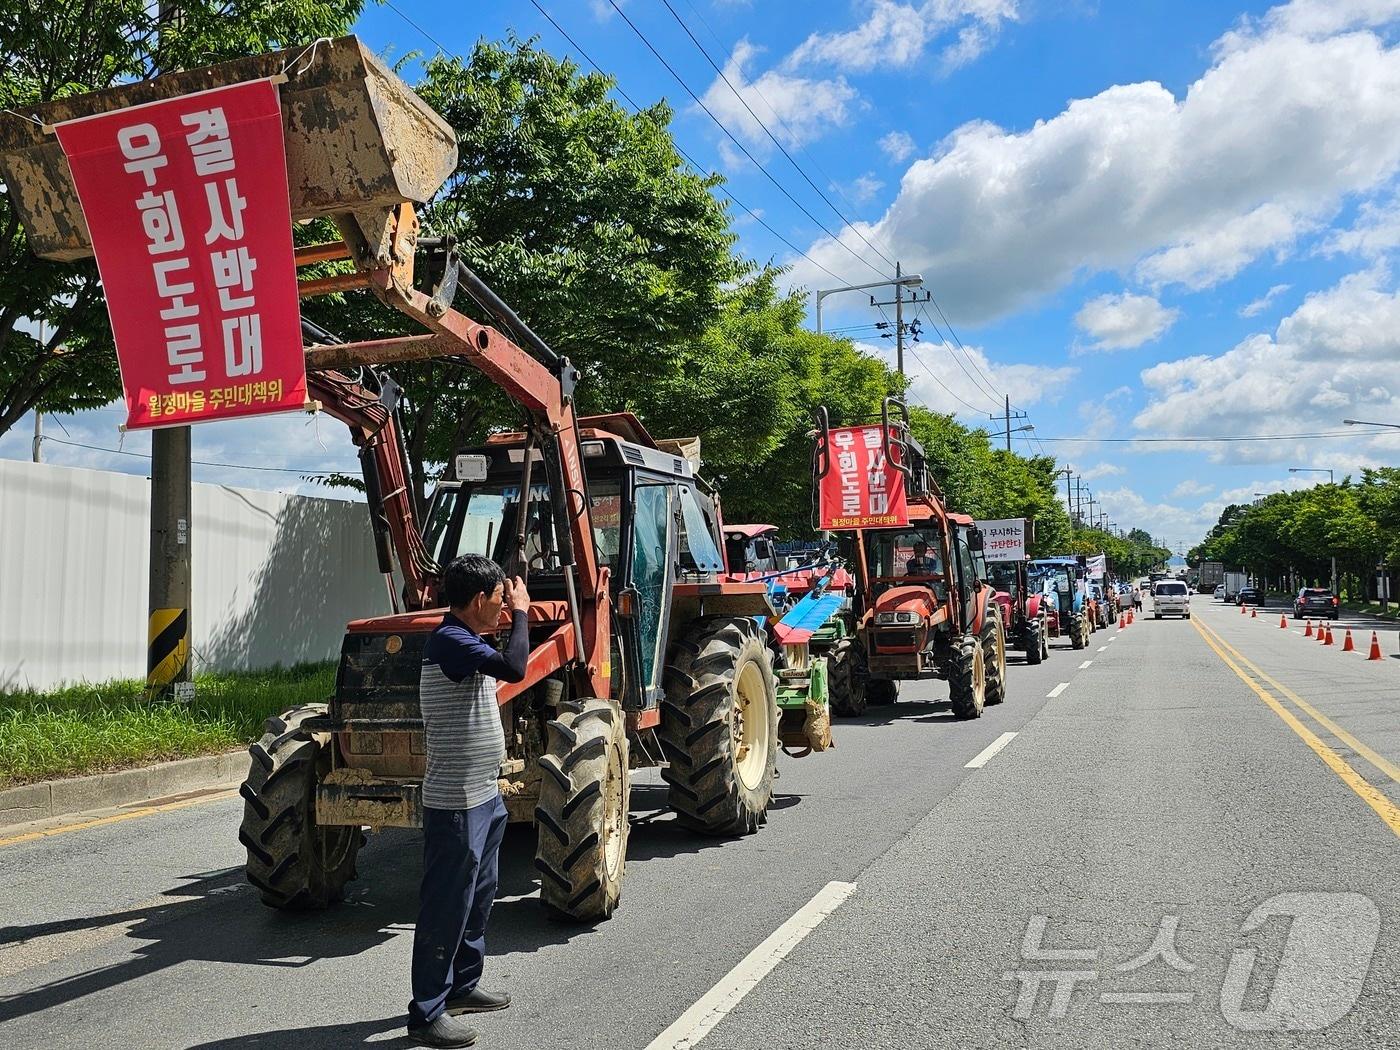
973, 642, 985, 702
733, 659, 771, 791
602, 744, 625, 880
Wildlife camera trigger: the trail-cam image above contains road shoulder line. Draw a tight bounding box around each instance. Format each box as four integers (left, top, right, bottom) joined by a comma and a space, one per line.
965, 732, 1018, 769
1191, 617, 1400, 839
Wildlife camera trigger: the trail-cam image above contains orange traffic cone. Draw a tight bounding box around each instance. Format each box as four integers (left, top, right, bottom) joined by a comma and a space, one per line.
1368, 632, 1383, 661
1279, 613, 1287, 628
1318, 623, 1328, 643
1240, 603, 1247, 614
1304, 620, 1313, 637
1251, 607, 1258, 618
1324, 625, 1335, 646
1342, 629, 1355, 652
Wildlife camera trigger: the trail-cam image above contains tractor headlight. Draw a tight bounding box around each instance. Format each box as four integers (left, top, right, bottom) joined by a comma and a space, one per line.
876, 611, 915, 625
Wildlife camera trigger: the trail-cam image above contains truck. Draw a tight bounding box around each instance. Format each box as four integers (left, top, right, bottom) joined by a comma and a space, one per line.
1223, 571, 1249, 602
0, 36, 830, 923
1197, 561, 1225, 594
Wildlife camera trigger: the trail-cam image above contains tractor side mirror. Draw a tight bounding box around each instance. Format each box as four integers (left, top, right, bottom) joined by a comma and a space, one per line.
969, 528, 985, 552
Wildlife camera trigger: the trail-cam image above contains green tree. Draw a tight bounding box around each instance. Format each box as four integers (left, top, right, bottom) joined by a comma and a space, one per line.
0, 0, 366, 436
305, 37, 746, 502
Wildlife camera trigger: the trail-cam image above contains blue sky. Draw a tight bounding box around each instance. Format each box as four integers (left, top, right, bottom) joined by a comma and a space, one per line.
8, 0, 1400, 551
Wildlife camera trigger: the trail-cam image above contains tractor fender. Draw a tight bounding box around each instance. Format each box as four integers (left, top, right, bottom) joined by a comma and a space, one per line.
1025, 592, 1042, 620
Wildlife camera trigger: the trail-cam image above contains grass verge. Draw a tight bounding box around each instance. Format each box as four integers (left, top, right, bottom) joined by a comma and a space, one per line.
0, 663, 334, 789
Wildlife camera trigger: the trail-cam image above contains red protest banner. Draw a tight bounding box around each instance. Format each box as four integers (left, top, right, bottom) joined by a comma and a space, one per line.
819, 424, 909, 530
54, 79, 305, 430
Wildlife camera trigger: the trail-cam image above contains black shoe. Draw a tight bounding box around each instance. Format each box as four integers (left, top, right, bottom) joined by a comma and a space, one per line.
446, 987, 511, 1014
408, 1014, 479, 1048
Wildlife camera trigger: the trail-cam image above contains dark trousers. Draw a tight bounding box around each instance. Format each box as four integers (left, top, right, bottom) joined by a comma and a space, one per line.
408, 793, 509, 1027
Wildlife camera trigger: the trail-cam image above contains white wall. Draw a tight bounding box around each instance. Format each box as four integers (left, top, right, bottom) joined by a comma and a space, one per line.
0, 459, 394, 691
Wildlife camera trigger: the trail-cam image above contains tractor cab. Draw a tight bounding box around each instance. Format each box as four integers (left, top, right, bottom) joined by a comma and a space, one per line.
1028, 557, 1092, 649
723, 524, 782, 576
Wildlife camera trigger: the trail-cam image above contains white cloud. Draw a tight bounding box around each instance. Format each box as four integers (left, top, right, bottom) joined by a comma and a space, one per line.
879, 130, 917, 163
1323, 196, 1400, 258
785, 1, 1019, 74
854, 339, 1075, 419
1170, 479, 1213, 499
1134, 267, 1400, 464
698, 39, 858, 155
847, 173, 885, 204
1080, 461, 1125, 480
788, 4, 1400, 321
1239, 283, 1291, 317
1074, 292, 1178, 351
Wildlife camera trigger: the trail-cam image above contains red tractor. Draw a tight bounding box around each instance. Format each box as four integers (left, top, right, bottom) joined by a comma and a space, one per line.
814, 403, 1007, 719
1, 38, 817, 924
987, 560, 1051, 665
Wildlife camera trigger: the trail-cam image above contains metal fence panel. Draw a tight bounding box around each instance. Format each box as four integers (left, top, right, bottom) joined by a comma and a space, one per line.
0, 460, 393, 691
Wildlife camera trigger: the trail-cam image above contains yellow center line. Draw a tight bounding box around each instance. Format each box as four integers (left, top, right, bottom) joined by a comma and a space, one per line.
1191, 618, 1400, 840
0, 788, 238, 849
1199, 620, 1400, 784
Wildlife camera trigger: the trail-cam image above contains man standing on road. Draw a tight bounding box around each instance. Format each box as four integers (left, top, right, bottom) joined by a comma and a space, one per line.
408, 555, 530, 1049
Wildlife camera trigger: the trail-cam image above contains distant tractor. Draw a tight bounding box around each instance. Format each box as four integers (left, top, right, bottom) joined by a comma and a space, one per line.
1029, 557, 1092, 650
815, 403, 1007, 720
988, 560, 1051, 665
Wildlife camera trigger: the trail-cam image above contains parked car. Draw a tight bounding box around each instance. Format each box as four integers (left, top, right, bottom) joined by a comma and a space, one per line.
1213, 584, 1225, 601
1293, 587, 1339, 620
1152, 579, 1191, 619
1236, 587, 1263, 606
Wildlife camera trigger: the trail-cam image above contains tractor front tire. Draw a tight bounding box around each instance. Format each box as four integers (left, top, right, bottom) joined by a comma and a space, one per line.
948, 633, 987, 720
534, 698, 629, 922
239, 705, 360, 910
827, 638, 867, 716
982, 608, 1007, 706
1024, 616, 1044, 665
660, 618, 778, 835
1069, 614, 1087, 650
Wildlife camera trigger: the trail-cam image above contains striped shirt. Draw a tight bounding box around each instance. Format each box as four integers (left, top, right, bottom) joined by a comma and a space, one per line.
419, 610, 528, 811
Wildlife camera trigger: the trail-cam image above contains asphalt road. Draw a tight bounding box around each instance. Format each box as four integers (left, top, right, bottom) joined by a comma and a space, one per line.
1, 601, 1395, 1049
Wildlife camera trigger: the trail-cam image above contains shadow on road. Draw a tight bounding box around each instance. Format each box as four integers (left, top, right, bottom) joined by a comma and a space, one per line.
0, 792, 747, 1028
183, 1014, 414, 1049
835, 699, 956, 726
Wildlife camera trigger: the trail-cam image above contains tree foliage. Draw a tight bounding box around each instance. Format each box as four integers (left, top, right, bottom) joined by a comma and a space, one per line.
1193, 477, 1394, 596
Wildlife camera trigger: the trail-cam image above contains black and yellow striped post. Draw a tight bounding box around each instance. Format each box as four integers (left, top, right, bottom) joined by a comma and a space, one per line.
147, 607, 190, 692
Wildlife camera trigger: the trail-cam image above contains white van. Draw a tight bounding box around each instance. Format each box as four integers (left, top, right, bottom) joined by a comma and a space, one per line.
1153, 580, 1191, 619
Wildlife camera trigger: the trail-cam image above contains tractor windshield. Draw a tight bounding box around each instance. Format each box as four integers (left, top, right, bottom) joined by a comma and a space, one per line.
425, 477, 623, 573
867, 527, 945, 581
987, 562, 1018, 594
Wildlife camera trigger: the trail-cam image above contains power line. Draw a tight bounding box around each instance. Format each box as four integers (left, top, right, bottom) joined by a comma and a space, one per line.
39, 435, 348, 475
912, 301, 1003, 414
658, 0, 897, 273
1032, 430, 1370, 443
602, 0, 892, 283
381, 0, 450, 57
525, 0, 856, 287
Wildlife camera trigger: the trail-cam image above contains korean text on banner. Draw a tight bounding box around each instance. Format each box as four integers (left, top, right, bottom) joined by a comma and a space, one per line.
819, 424, 909, 530
53, 79, 305, 430
976, 518, 1026, 562
1086, 554, 1108, 579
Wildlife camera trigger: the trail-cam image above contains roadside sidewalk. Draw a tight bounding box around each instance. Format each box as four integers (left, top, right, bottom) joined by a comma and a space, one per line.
0, 750, 246, 832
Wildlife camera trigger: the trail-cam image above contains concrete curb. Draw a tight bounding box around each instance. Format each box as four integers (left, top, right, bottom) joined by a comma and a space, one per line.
0, 750, 248, 831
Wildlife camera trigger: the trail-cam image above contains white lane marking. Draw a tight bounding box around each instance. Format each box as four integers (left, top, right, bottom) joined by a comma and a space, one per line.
1047, 682, 1069, 698
645, 880, 858, 1050
1110, 636, 1119, 641
965, 732, 1018, 769
1097, 645, 1108, 652
1079, 660, 1093, 669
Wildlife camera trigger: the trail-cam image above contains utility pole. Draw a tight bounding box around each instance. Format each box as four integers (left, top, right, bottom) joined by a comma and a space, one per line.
31, 322, 42, 463
148, 0, 193, 699
989, 394, 1030, 452
869, 262, 931, 377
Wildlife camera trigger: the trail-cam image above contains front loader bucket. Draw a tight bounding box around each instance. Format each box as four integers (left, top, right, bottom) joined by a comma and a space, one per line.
0, 35, 457, 262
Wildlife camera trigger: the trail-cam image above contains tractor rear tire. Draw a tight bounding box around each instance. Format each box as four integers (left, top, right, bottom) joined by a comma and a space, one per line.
948, 633, 986, 720
1024, 616, 1044, 665
827, 638, 867, 716
534, 698, 629, 922
866, 678, 899, 705
659, 618, 778, 835
983, 608, 1007, 706
238, 704, 360, 910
